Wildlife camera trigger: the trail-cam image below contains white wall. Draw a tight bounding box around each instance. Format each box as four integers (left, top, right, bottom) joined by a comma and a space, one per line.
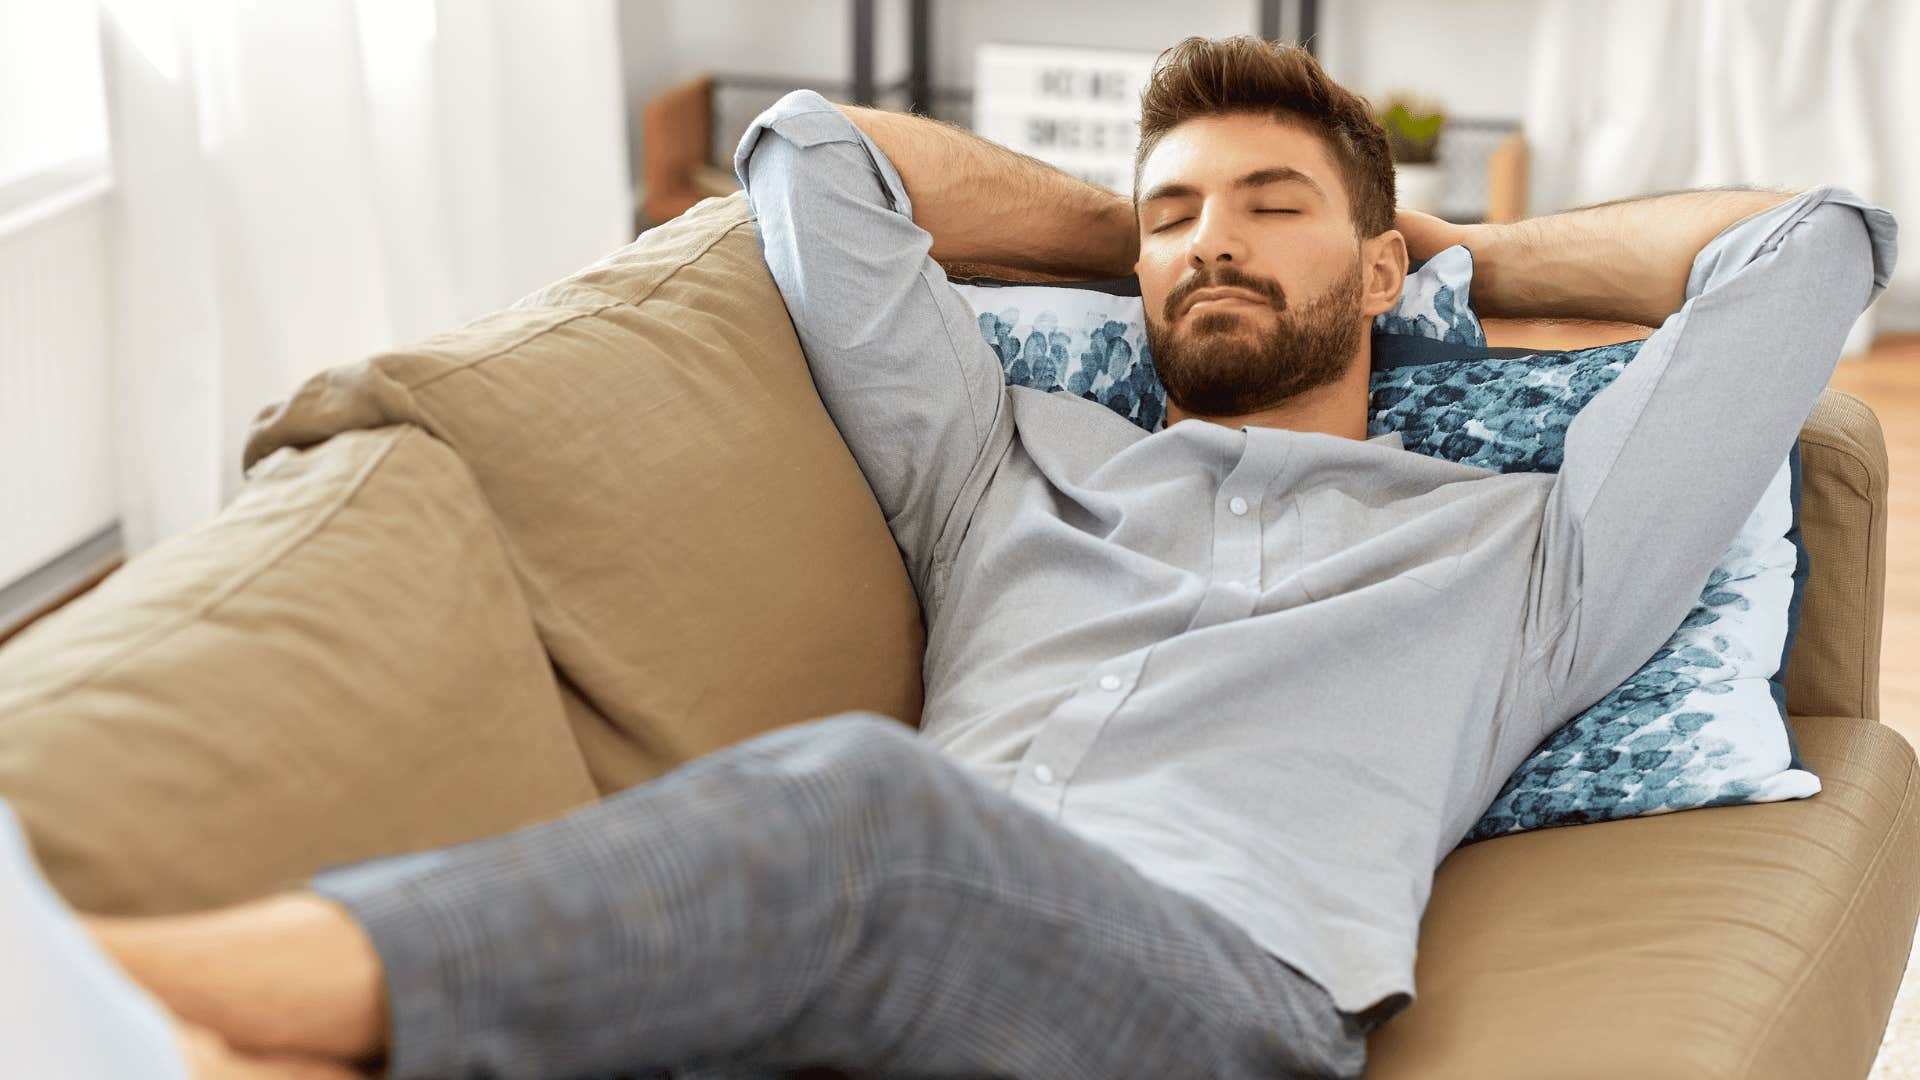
1316, 0, 1539, 118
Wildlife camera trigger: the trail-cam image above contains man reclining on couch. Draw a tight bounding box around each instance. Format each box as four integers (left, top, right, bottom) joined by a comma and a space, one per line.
0, 34, 1897, 1080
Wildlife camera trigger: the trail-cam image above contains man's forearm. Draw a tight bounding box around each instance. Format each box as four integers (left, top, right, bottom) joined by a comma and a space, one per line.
1462, 187, 1796, 327
835, 103, 1139, 279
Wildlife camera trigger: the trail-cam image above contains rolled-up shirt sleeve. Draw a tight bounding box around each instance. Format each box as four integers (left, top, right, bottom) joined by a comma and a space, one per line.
733, 89, 1009, 608
1524, 186, 1898, 727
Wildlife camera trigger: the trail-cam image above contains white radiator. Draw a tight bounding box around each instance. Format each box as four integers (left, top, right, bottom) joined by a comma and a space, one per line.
0, 180, 117, 589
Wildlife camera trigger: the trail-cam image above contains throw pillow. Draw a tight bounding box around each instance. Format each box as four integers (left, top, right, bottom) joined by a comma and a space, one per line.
950, 248, 1487, 434
953, 273, 1168, 432
1367, 335, 1817, 843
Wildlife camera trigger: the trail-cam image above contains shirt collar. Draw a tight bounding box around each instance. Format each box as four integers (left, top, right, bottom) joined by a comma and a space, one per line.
1157, 419, 1408, 450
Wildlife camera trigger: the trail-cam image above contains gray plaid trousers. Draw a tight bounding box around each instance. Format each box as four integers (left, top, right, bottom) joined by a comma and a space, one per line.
311, 712, 1369, 1079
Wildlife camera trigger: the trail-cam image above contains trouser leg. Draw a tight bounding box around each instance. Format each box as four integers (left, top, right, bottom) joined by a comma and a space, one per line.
312, 712, 1368, 1079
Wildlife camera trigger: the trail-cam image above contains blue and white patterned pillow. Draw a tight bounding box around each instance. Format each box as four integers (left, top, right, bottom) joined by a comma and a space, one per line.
950, 251, 1486, 432
1370, 337, 1815, 842
954, 274, 1168, 432
948, 250, 1817, 844
1372, 245, 1483, 345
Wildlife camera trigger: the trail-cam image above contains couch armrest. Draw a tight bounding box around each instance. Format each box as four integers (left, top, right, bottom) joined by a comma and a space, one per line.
1789, 389, 1889, 723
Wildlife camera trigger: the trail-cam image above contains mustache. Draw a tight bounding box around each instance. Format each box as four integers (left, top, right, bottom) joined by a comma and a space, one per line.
1165, 267, 1287, 321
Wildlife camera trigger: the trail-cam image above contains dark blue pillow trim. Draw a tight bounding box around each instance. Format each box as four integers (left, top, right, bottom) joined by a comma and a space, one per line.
1773, 444, 1810, 773
948, 272, 1143, 297
1369, 334, 1543, 370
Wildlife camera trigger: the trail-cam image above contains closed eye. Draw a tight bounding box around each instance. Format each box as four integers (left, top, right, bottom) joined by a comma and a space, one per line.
1151, 209, 1299, 234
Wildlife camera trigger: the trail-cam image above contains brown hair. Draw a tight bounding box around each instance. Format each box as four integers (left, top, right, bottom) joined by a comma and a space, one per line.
1133, 36, 1396, 238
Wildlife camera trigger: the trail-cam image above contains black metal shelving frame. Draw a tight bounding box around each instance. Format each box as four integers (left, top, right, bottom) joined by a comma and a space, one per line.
711, 0, 1316, 115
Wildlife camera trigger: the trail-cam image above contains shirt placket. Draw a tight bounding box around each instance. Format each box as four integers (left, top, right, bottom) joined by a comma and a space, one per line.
1184, 429, 1289, 633
1008, 429, 1290, 819
1010, 653, 1145, 818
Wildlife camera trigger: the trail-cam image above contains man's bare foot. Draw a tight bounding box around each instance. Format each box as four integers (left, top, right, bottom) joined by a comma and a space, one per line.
0, 801, 385, 1075
0, 800, 190, 1078
88, 893, 390, 1062
174, 1021, 370, 1080
0, 801, 370, 1078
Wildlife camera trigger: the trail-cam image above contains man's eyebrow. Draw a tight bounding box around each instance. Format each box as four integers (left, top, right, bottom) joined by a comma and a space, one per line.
1138, 166, 1326, 206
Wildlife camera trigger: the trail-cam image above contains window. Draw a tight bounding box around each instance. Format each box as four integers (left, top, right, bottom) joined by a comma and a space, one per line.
0, 4, 109, 199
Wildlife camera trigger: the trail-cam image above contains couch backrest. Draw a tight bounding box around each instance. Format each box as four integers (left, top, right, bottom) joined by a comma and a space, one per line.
244, 191, 928, 793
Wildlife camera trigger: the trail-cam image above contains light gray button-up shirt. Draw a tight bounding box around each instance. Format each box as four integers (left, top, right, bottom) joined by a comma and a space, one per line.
734, 89, 1896, 1025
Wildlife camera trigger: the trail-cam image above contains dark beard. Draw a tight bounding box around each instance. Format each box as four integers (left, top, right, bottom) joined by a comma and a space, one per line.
1145, 255, 1366, 420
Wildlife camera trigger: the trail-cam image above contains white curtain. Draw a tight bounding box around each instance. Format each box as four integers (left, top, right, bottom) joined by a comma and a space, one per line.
97, 0, 633, 553
1524, 0, 1916, 354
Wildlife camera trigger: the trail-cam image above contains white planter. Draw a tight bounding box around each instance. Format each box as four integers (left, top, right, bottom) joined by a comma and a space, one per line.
1394, 162, 1446, 216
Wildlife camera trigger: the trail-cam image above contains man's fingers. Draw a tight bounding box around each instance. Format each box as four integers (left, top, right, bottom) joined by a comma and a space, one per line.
1392, 209, 1465, 260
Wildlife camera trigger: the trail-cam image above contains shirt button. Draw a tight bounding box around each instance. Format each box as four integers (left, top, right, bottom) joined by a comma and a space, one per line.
1034, 763, 1055, 784
1099, 674, 1122, 691
1229, 496, 1249, 516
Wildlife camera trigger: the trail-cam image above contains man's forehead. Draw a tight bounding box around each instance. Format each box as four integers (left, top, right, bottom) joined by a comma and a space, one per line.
1138, 114, 1340, 199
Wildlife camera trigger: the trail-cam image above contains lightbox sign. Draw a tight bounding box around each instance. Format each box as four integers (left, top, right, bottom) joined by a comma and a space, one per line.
972, 43, 1157, 196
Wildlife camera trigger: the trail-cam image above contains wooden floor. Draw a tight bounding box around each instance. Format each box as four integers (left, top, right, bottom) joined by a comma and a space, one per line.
1827, 337, 1920, 1080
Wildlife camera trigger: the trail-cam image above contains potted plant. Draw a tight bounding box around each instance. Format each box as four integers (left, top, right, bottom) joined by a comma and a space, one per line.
1377, 94, 1447, 215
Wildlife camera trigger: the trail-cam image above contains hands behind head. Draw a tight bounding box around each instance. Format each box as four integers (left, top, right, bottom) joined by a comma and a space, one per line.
1392, 209, 1470, 261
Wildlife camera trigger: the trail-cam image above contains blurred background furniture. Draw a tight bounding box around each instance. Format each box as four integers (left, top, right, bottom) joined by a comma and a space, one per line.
633, 0, 1528, 231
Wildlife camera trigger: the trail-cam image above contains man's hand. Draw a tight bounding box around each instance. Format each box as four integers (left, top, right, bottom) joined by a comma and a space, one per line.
1455, 188, 1795, 327
1392, 209, 1469, 262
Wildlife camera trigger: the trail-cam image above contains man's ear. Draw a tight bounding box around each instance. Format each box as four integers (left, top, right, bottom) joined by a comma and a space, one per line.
1359, 229, 1409, 319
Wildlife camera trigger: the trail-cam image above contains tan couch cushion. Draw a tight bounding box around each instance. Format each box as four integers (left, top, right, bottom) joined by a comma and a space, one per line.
1364, 714, 1919, 1079
0, 426, 599, 914
242, 191, 926, 793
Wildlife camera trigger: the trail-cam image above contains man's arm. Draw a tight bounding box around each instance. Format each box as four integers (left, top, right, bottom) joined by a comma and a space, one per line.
1396, 189, 1795, 326
1461, 188, 1793, 326
834, 104, 1139, 279
1478, 187, 1898, 731
732, 89, 1019, 610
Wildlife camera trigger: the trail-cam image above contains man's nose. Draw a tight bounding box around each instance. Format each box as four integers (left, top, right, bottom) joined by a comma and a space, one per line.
1187, 208, 1249, 265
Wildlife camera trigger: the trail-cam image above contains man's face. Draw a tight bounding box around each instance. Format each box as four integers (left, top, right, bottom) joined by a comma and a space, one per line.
1133, 113, 1371, 421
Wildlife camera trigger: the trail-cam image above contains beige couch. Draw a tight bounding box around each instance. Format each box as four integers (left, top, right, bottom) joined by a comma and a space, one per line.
1, 191, 1913, 1078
